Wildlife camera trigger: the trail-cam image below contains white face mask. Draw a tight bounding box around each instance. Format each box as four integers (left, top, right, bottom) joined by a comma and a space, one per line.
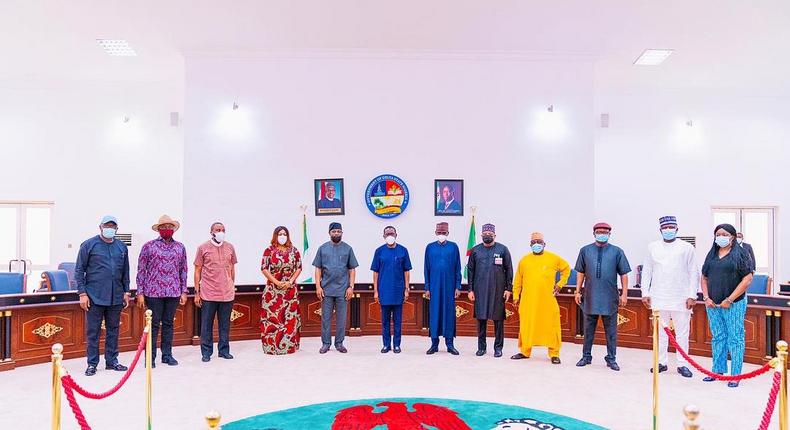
437, 234, 447, 243
277, 235, 288, 245
212, 231, 225, 243
385, 236, 396, 245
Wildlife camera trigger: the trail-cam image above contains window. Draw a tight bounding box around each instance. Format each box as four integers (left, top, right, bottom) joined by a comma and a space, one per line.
712, 207, 775, 279
0, 202, 53, 292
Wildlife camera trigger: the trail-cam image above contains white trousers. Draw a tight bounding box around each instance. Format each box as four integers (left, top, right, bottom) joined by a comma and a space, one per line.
657, 310, 691, 367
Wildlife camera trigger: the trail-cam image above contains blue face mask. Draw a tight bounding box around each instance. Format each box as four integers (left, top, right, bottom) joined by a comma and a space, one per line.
661, 229, 677, 241
101, 227, 117, 239
715, 236, 731, 248
531, 243, 545, 254
595, 234, 610, 243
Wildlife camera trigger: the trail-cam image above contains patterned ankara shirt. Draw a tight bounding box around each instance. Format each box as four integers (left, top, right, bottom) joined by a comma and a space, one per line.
136, 237, 188, 298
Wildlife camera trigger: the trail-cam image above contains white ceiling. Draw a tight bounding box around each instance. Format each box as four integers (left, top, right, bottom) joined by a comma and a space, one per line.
1, 0, 789, 92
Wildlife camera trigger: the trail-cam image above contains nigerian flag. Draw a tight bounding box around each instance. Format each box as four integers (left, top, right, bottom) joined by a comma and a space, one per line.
464, 215, 476, 280
301, 214, 313, 283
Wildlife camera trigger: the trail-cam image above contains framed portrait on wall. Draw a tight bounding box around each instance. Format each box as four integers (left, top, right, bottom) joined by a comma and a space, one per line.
314, 178, 345, 216
434, 179, 464, 216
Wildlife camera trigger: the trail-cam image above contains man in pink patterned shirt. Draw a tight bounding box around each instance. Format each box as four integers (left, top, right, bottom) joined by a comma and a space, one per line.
136, 215, 188, 367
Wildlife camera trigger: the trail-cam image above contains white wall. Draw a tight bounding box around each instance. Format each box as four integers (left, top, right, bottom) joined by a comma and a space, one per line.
0, 79, 184, 282
183, 54, 596, 284
594, 88, 790, 283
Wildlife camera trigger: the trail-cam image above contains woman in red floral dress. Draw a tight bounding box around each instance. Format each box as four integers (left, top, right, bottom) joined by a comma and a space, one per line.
260, 226, 302, 354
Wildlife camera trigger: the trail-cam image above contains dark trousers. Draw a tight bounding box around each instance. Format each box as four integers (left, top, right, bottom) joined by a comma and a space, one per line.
200, 300, 233, 358
477, 319, 504, 352
380, 304, 403, 348
321, 296, 347, 347
147, 297, 179, 361
431, 337, 454, 348
86, 303, 123, 366
582, 313, 618, 363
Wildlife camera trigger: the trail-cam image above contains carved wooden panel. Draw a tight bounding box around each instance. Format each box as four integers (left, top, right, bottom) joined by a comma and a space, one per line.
22, 315, 73, 347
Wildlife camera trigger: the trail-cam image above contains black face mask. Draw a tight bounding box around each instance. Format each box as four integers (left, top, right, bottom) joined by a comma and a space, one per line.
331, 235, 342, 243
482, 237, 494, 244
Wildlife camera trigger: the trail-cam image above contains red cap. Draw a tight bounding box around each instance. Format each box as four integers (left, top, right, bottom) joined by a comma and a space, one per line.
593, 222, 612, 231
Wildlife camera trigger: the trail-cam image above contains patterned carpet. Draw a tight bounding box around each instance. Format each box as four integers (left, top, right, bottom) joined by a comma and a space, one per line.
224, 397, 608, 430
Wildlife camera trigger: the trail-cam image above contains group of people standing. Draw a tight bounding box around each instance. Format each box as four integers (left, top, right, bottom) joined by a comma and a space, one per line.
75, 213, 755, 388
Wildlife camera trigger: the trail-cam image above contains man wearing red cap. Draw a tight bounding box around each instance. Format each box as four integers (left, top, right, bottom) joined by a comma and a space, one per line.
573, 222, 631, 371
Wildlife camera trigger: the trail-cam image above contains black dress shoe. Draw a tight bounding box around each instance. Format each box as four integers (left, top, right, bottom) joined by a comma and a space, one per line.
381, 347, 391, 354
85, 365, 97, 376
607, 361, 620, 371
510, 353, 528, 360
576, 358, 592, 367
677, 366, 693, 378
162, 357, 179, 366
319, 345, 330, 354
426, 346, 439, 355
727, 381, 739, 388
475, 349, 486, 356
201, 356, 211, 362
650, 364, 668, 373
494, 350, 503, 358
106, 363, 128, 371
335, 345, 348, 353
551, 357, 561, 365
218, 353, 234, 359
447, 347, 459, 355
703, 376, 717, 382
393, 347, 401, 354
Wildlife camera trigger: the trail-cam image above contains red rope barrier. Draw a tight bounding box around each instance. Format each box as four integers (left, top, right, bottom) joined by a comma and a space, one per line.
758, 372, 782, 430
663, 327, 772, 381
64, 330, 148, 399
62, 377, 92, 430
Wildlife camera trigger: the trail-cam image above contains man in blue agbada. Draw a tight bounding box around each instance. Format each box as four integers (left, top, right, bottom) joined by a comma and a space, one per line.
424, 222, 462, 355
371, 226, 412, 354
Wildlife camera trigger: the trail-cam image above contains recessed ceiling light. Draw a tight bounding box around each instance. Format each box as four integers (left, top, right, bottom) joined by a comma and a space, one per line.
96, 39, 137, 56
634, 49, 673, 66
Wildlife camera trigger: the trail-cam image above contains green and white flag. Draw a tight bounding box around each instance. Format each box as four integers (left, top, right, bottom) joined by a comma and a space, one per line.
464, 215, 476, 280
301, 213, 313, 283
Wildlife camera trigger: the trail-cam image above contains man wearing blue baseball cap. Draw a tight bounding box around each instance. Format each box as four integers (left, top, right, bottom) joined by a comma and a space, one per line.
75, 215, 131, 376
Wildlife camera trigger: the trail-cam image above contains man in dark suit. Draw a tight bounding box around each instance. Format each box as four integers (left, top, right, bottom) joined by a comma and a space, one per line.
736, 232, 756, 272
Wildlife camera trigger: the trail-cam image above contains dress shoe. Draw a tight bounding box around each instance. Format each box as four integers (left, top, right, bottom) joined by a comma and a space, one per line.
447, 347, 459, 355
335, 345, 348, 353
426, 346, 439, 355
201, 356, 211, 362
510, 353, 528, 360
85, 365, 97, 376
106, 363, 128, 371
218, 353, 234, 359
606, 361, 620, 371
393, 347, 401, 354
727, 381, 740, 388
381, 347, 391, 354
475, 349, 486, 356
494, 350, 503, 358
703, 374, 721, 382
319, 345, 330, 354
551, 357, 562, 365
576, 358, 591, 367
677, 366, 693, 378
650, 364, 668, 374
162, 357, 179, 366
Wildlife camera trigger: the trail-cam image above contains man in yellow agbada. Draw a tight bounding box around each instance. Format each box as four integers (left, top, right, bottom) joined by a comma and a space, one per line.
511, 232, 570, 364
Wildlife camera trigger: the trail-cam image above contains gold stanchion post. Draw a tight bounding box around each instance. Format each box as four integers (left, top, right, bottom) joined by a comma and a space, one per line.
51, 343, 63, 430
145, 309, 153, 430
778, 340, 788, 430
683, 404, 701, 430
206, 410, 222, 429
652, 310, 660, 430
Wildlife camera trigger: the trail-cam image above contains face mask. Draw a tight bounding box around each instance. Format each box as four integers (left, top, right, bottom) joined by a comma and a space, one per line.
531, 243, 545, 254
385, 236, 396, 245
715, 236, 731, 248
212, 232, 225, 243
102, 228, 116, 239
436, 234, 447, 243
482, 236, 494, 245
737, 238, 744, 244
331, 235, 342, 243
277, 235, 288, 245
595, 234, 610, 243
661, 229, 677, 241
160, 229, 174, 240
